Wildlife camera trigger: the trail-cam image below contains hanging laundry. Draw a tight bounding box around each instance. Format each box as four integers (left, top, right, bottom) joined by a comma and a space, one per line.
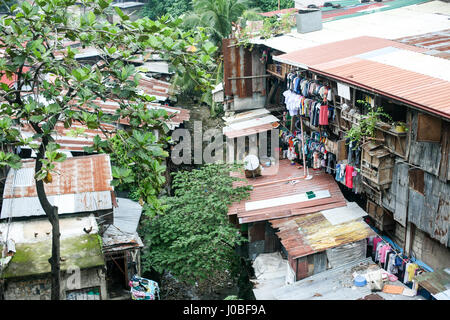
345, 165, 354, 188
319, 104, 329, 125
406, 263, 419, 282
387, 252, 398, 275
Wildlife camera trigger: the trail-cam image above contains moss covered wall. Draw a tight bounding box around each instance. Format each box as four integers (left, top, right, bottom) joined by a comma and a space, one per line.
3, 266, 107, 300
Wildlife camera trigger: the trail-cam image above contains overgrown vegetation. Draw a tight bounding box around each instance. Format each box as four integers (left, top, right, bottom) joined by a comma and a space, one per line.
0, 0, 214, 299
345, 100, 393, 147
140, 163, 251, 285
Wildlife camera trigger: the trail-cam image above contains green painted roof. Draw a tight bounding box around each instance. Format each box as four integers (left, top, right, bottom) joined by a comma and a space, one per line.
2, 234, 105, 279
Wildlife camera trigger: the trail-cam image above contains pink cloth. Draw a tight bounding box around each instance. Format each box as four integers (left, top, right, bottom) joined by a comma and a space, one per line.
372, 237, 382, 251
345, 165, 354, 188
380, 245, 391, 264
319, 105, 329, 125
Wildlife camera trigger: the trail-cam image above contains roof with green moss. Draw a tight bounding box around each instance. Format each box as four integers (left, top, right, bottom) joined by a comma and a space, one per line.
2, 234, 105, 279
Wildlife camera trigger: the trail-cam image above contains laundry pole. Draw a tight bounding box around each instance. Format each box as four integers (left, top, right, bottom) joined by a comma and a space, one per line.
299, 116, 307, 178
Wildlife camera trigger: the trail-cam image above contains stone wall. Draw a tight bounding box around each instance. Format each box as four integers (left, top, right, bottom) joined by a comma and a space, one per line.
4, 266, 107, 300
418, 230, 450, 271
394, 223, 406, 250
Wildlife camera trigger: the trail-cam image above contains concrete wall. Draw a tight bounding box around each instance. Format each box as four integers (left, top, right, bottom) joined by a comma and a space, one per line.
4, 266, 107, 300
413, 228, 450, 271
394, 223, 406, 250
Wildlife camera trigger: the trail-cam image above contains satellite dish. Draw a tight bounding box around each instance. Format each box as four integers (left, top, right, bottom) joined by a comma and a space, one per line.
244, 155, 260, 171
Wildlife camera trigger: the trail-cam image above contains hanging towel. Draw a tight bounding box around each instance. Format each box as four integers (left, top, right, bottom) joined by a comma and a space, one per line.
345, 165, 354, 188
319, 105, 329, 125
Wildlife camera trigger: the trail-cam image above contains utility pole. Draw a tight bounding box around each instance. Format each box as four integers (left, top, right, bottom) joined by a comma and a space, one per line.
278, 0, 281, 10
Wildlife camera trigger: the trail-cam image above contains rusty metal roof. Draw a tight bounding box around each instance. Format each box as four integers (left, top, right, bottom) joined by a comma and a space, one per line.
138, 76, 171, 101
102, 225, 144, 253
228, 159, 347, 223
395, 29, 450, 60
269, 211, 375, 259
19, 121, 115, 152
17, 99, 190, 152
1, 154, 113, 219
274, 36, 450, 119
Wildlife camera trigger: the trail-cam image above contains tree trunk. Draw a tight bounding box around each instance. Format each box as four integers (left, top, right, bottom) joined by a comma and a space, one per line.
35, 152, 61, 300
49, 206, 61, 300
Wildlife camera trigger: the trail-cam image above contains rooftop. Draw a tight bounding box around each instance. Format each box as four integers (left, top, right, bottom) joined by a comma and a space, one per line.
1, 154, 113, 219
395, 29, 450, 60
274, 36, 450, 119
102, 197, 144, 253
222, 109, 279, 139
228, 159, 347, 223
251, 1, 450, 53
253, 256, 425, 300
269, 205, 375, 259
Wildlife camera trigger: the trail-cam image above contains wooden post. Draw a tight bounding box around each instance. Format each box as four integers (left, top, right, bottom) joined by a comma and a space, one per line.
290, 114, 296, 132
299, 116, 307, 177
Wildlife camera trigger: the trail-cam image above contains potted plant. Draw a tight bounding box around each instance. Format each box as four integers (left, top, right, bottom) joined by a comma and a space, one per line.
393, 121, 408, 133
345, 100, 392, 147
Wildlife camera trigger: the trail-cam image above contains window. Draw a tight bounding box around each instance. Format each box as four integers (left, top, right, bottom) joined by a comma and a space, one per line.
417, 113, 441, 143
409, 168, 424, 195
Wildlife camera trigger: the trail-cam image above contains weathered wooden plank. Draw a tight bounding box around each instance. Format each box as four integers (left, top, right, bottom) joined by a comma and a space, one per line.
395, 162, 409, 227
408, 189, 424, 229
408, 111, 442, 176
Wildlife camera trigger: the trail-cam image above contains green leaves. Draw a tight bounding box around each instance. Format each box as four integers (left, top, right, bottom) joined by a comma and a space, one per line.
114, 7, 129, 21
0, 151, 22, 170
111, 166, 134, 186
140, 163, 251, 284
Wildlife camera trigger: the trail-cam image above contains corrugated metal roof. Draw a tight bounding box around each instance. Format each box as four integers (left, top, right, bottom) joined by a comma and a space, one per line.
223, 109, 279, 138
102, 225, 144, 252
262, 257, 424, 300
274, 36, 450, 119
259, 8, 298, 17
250, 1, 450, 53
395, 29, 450, 60
228, 159, 347, 223
16, 99, 190, 152
1, 154, 113, 219
101, 197, 143, 252
269, 211, 375, 259
112, 197, 142, 234
138, 76, 171, 101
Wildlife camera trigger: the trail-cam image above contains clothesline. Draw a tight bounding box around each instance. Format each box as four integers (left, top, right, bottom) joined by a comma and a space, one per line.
371, 233, 423, 270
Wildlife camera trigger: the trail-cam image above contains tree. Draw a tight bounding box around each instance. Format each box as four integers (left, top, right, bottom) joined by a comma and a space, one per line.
183, 0, 250, 47
140, 0, 193, 20
140, 163, 251, 284
252, 0, 294, 12
0, 0, 16, 13
0, 0, 215, 299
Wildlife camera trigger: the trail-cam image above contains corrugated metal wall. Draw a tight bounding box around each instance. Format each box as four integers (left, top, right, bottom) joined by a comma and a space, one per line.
408, 111, 442, 176
408, 172, 450, 247
222, 38, 266, 98
326, 240, 367, 268
382, 159, 409, 227
383, 161, 450, 246
294, 251, 328, 280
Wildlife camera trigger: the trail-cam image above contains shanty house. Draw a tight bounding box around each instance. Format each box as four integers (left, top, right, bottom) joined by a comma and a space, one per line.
102, 197, 144, 299
0, 154, 114, 300
228, 159, 375, 283
0, 215, 106, 300
224, 0, 450, 299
